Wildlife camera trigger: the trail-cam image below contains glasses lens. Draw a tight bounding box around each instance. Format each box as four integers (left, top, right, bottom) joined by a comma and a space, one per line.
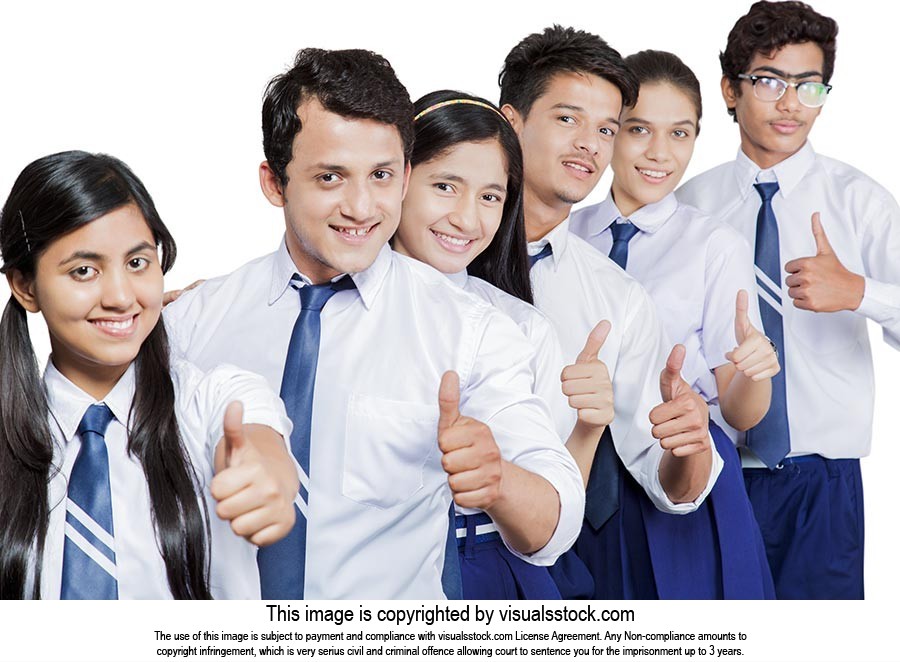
797, 82, 830, 108
753, 77, 786, 101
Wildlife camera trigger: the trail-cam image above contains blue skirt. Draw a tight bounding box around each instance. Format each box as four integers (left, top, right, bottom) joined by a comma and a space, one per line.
564, 421, 774, 599
457, 513, 561, 600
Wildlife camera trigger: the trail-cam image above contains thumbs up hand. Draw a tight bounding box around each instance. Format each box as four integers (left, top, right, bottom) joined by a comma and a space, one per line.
211, 401, 297, 546
784, 212, 864, 312
561, 320, 614, 434
649, 345, 710, 457
725, 290, 780, 381
438, 371, 503, 510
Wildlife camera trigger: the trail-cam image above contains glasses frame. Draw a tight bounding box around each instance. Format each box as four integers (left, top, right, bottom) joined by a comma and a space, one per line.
737, 73, 833, 108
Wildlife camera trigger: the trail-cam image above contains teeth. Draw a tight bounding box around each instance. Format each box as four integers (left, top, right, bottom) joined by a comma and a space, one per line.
94, 318, 134, 330
638, 168, 668, 179
337, 226, 371, 236
564, 162, 590, 173
433, 230, 472, 247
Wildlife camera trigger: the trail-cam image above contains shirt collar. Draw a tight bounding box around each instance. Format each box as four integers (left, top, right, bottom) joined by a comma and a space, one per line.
527, 216, 571, 270
734, 140, 817, 200
591, 192, 677, 235
446, 269, 468, 287
44, 360, 134, 442
268, 236, 392, 310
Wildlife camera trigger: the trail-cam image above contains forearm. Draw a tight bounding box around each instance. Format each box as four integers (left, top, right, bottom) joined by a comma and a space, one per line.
565, 423, 606, 488
658, 446, 713, 504
485, 460, 560, 554
720, 372, 772, 431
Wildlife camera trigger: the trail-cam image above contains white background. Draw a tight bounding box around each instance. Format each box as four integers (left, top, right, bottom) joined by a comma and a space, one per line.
1, 0, 898, 658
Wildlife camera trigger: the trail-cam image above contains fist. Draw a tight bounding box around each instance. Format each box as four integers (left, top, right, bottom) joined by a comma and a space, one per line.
438, 371, 503, 509
561, 320, 614, 432
650, 345, 710, 457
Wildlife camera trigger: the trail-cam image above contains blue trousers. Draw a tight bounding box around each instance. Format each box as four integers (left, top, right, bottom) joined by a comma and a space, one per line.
743, 456, 864, 599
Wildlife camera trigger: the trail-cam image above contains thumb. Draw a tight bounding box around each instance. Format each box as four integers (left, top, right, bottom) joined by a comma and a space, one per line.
660, 344, 686, 403
576, 320, 612, 364
811, 212, 832, 255
734, 289, 751, 343
222, 401, 246, 468
438, 371, 461, 433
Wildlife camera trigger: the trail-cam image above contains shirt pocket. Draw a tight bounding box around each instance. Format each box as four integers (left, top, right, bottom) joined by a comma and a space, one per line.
788, 308, 862, 354
342, 394, 440, 510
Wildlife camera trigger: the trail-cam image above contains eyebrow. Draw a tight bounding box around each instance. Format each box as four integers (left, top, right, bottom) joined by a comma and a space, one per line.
551, 103, 621, 127
57, 241, 156, 267
751, 66, 823, 79
308, 159, 401, 173
625, 117, 696, 127
431, 172, 507, 193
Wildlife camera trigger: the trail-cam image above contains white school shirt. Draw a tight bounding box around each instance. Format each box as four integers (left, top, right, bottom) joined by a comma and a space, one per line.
39, 358, 292, 599
164, 240, 583, 597
450, 270, 577, 442
570, 192, 763, 441
527, 217, 723, 513
678, 141, 900, 459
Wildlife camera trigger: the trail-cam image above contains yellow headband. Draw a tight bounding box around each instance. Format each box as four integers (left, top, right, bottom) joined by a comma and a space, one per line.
414, 98, 509, 123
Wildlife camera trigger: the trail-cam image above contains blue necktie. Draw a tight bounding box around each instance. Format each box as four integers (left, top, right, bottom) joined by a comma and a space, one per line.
258, 275, 355, 599
746, 182, 791, 468
608, 219, 639, 270
62, 404, 118, 600
529, 243, 553, 268
584, 427, 619, 530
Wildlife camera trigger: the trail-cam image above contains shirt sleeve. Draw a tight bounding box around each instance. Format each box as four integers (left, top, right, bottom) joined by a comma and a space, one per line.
611, 280, 723, 514
461, 308, 585, 566
854, 193, 900, 350
527, 313, 579, 443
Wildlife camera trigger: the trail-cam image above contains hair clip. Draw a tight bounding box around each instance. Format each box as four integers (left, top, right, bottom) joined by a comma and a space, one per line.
414, 99, 510, 123
19, 210, 32, 254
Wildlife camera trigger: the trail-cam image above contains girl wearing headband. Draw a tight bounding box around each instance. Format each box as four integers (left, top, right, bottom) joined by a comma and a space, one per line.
393, 91, 605, 599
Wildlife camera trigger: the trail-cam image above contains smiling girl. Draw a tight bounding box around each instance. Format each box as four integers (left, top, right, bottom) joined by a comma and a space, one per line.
0, 151, 298, 599
571, 51, 777, 598
392, 91, 596, 600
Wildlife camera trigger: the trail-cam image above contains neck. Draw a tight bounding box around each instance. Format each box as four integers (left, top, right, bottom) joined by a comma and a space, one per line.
51, 355, 124, 401
610, 182, 645, 219
523, 185, 571, 242
740, 134, 806, 171
284, 231, 341, 284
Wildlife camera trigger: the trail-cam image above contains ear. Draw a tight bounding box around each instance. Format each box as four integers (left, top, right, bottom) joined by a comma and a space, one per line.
259, 161, 286, 208
720, 75, 738, 114
400, 161, 412, 202
501, 104, 523, 135
7, 270, 39, 313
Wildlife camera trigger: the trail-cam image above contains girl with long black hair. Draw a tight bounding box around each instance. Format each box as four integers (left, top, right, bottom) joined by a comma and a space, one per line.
0, 151, 298, 599
392, 91, 601, 599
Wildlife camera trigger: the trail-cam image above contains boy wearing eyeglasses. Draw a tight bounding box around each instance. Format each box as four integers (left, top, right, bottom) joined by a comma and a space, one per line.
678, 0, 900, 599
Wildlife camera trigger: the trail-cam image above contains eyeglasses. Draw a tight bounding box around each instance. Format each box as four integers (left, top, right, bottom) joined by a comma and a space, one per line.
737, 74, 832, 108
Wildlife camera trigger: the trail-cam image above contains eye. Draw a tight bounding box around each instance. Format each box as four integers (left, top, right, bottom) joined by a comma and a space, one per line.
127, 256, 150, 272
599, 126, 616, 137
434, 182, 456, 194
672, 129, 689, 138
372, 170, 392, 180
629, 126, 650, 135
318, 172, 340, 184
481, 193, 503, 204
70, 265, 99, 282
558, 115, 576, 125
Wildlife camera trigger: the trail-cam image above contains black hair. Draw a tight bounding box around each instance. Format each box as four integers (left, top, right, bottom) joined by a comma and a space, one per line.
262, 48, 414, 186
410, 91, 533, 305
625, 50, 703, 133
499, 25, 638, 118
0, 151, 212, 599
720, 1, 838, 119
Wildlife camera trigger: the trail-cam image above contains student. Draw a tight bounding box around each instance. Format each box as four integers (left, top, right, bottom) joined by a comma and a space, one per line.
392, 90, 604, 599
677, 0, 900, 600
0, 151, 297, 600
164, 48, 583, 599
570, 50, 777, 598
498, 25, 723, 599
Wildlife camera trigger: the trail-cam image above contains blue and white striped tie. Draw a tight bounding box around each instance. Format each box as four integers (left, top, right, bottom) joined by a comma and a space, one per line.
747, 182, 791, 468
61, 403, 118, 599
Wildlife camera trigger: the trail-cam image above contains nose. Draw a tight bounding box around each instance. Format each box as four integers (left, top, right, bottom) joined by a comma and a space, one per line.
573, 124, 600, 157
101, 268, 136, 311
340, 180, 375, 222
447, 195, 480, 235
775, 84, 802, 113
645, 132, 671, 163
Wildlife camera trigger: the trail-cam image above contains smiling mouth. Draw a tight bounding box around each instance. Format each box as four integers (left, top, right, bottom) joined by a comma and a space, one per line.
90, 314, 138, 337
331, 223, 379, 240
636, 167, 671, 180
430, 229, 474, 251
562, 160, 595, 175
